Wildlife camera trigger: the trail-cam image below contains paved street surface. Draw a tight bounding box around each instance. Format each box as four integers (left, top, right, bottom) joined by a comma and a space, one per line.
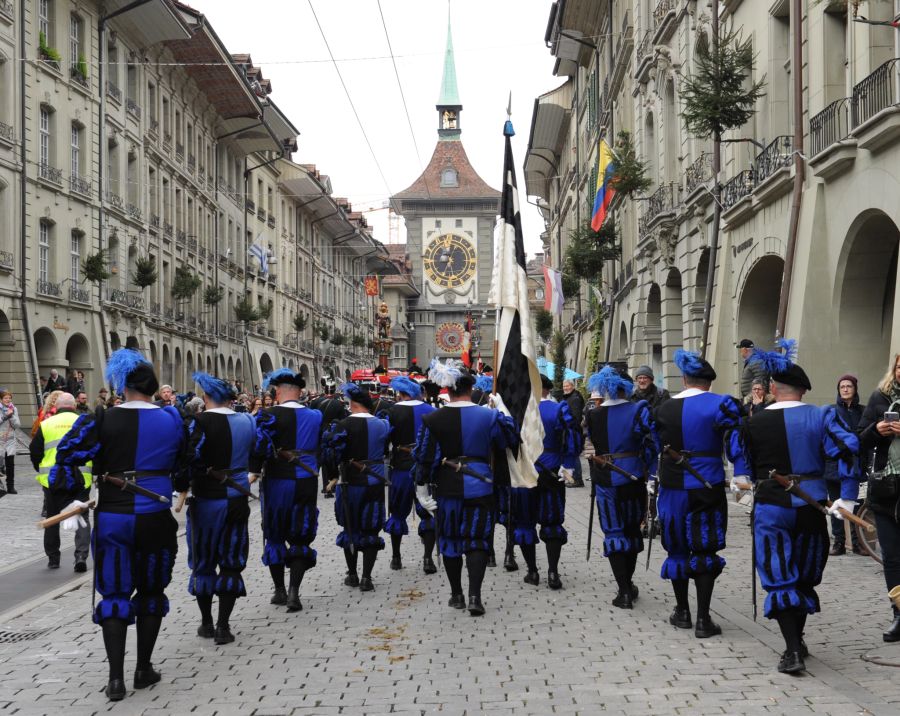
0, 457, 898, 715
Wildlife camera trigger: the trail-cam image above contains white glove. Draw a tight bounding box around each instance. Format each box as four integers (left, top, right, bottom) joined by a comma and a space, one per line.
731, 476, 752, 494
61, 500, 89, 531
559, 467, 574, 485
248, 473, 261, 484
828, 498, 857, 520
415, 484, 437, 515
647, 479, 657, 497
489, 392, 509, 415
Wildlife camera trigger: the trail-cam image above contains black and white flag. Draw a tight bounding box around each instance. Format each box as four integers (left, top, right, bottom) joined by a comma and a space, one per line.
488, 119, 544, 488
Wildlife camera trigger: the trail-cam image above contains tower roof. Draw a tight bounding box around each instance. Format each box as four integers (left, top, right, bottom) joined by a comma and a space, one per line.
438, 20, 460, 107
392, 140, 499, 201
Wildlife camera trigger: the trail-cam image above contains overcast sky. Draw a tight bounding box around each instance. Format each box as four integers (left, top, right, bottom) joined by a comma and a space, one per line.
202, 0, 558, 258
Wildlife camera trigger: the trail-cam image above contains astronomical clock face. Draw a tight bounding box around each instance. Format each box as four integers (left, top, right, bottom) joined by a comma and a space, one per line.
435, 322, 466, 352
423, 233, 477, 289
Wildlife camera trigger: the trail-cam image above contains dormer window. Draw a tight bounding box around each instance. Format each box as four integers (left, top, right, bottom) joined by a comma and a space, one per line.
440, 167, 458, 187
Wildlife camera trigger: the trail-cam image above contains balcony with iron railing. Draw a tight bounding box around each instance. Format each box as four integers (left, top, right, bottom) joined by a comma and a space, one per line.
149, 118, 159, 136
0, 121, 13, 144
175, 143, 184, 162
685, 152, 713, 196
853, 58, 898, 127
0, 250, 14, 271
721, 169, 755, 211
69, 286, 90, 304
246, 198, 255, 214
106, 81, 122, 103
163, 222, 173, 238
638, 182, 678, 237
810, 98, 851, 158
37, 279, 61, 297
127, 203, 141, 221
125, 98, 141, 119
38, 163, 63, 185
652, 0, 677, 43
753, 135, 793, 185
69, 174, 91, 197
187, 154, 196, 173
105, 191, 125, 212
635, 31, 652, 83
176, 230, 186, 246
70, 66, 89, 89
257, 209, 266, 223
0, 1, 13, 21
150, 214, 160, 229
267, 215, 276, 229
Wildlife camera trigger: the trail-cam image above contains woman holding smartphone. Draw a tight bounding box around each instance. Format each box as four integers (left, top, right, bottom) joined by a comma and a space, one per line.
859, 354, 900, 641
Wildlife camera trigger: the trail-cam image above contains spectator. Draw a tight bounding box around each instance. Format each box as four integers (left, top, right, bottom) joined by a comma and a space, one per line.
858, 355, 900, 642
95, 387, 109, 409
45, 369, 65, 392
39, 375, 48, 396
631, 365, 670, 410
263, 393, 274, 408
739, 339, 768, 398
32, 390, 63, 438
561, 379, 585, 487
183, 396, 205, 416
65, 369, 79, 396
250, 397, 263, 416
742, 378, 773, 417
0, 390, 21, 494
825, 374, 865, 556
155, 384, 175, 407
75, 391, 91, 414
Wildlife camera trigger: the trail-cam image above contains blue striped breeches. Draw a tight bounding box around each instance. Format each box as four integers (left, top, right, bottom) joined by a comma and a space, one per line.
335, 483, 385, 550
435, 495, 494, 558
595, 479, 646, 556
187, 496, 250, 598
260, 477, 319, 568
657, 483, 728, 580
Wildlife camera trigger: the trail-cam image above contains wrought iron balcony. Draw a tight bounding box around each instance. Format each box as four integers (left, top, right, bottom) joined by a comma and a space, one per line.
652, 0, 675, 30
70, 66, 89, 89
0, 121, 13, 144
105, 191, 124, 211
108, 288, 128, 305
176, 230, 186, 246
721, 169, 755, 210
150, 214, 160, 229
127, 203, 142, 221
246, 199, 255, 213
163, 133, 172, 149
685, 152, 712, 195
38, 163, 62, 184
198, 168, 206, 186
149, 118, 159, 135
38, 49, 60, 72
0, 1, 13, 21
69, 286, 90, 304
106, 81, 122, 103
267, 215, 276, 229
127, 294, 145, 310
163, 222, 173, 238
187, 236, 198, 252
69, 174, 91, 196
257, 210, 266, 222
639, 182, 678, 235
753, 135, 793, 185
37, 279, 61, 297
175, 143, 184, 162
164, 306, 174, 319
187, 154, 196, 173
126, 98, 141, 119
852, 58, 899, 127
0, 250, 13, 270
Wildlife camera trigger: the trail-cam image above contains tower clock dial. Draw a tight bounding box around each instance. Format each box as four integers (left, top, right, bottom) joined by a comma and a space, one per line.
423, 233, 477, 289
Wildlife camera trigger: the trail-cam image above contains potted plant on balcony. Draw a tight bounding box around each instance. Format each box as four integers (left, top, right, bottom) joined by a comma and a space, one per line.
293, 314, 307, 332
549, 329, 572, 393
203, 285, 224, 306
352, 334, 365, 348
171, 266, 201, 301
82, 250, 112, 284
234, 297, 259, 324
38, 32, 61, 69
535, 308, 553, 343
331, 330, 345, 347
131, 256, 157, 288
610, 131, 651, 198
71, 53, 88, 85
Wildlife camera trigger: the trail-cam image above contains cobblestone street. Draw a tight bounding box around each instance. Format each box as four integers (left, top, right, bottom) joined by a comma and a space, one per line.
0, 457, 897, 715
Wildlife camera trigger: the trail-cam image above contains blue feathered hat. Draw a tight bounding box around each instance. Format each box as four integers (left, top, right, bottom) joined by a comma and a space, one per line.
474, 374, 493, 393
192, 371, 234, 404
105, 348, 157, 396
750, 338, 810, 390
340, 382, 374, 410
390, 375, 422, 399
674, 349, 717, 381
587, 365, 634, 399
263, 367, 305, 391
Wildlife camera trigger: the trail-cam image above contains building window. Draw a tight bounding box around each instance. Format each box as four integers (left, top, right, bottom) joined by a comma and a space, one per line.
69, 14, 81, 68
39, 106, 51, 168
455, 218, 463, 228
39, 0, 51, 43
70, 231, 81, 283
70, 122, 80, 177
440, 167, 458, 187
39, 221, 50, 283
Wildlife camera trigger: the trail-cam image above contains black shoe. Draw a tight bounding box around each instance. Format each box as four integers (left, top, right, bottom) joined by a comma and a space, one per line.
487, 554, 497, 568
799, 639, 809, 658
669, 606, 693, 629
630, 583, 639, 600
547, 571, 562, 590
214, 625, 235, 645
359, 576, 374, 592
6, 487, 17, 495
106, 678, 126, 701
390, 556, 402, 570
503, 553, 519, 572
344, 571, 360, 587
612, 590, 634, 609
197, 623, 215, 639
47, 558, 60, 569
74, 561, 87, 573
829, 542, 846, 556
324, 492, 335, 499
270, 588, 287, 605
286, 588, 302, 612
852, 544, 867, 556
777, 650, 805, 674
694, 615, 722, 638
568, 481, 585, 488
523, 569, 540, 586
133, 666, 161, 689
884, 607, 900, 642
467, 596, 485, 616
422, 556, 437, 574
448, 593, 466, 609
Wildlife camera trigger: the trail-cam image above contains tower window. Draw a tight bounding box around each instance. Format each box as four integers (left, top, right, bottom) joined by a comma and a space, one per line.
440, 168, 458, 187
441, 110, 457, 129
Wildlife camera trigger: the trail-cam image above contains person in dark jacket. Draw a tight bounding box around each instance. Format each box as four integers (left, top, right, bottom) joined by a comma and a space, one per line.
561, 379, 586, 487
632, 365, 670, 411
859, 355, 900, 642
825, 374, 865, 556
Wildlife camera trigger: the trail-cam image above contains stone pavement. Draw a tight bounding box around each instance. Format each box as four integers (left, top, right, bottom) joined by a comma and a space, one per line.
0, 459, 898, 715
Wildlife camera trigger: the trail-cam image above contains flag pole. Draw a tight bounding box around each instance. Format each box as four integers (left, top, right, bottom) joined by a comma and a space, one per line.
493, 92, 513, 390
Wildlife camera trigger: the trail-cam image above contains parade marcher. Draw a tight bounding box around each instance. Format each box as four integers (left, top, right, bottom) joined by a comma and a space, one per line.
421, 379, 443, 408
412, 359, 520, 615
511, 374, 581, 589
29, 393, 91, 570
632, 365, 671, 411
738, 340, 860, 673
825, 373, 865, 556
55, 349, 188, 701
322, 383, 391, 591
250, 368, 323, 613
310, 385, 348, 498
384, 376, 437, 573
586, 366, 656, 608
183, 372, 256, 645
652, 350, 748, 639
858, 353, 900, 642
372, 384, 395, 416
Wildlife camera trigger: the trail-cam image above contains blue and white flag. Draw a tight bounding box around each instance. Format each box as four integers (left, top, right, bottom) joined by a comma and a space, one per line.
248, 239, 268, 277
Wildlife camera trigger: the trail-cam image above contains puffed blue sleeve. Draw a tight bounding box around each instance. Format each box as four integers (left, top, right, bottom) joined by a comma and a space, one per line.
633, 401, 659, 479
321, 422, 348, 472
186, 416, 207, 484
54, 413, 101, 494
249, 409, 277, 473
822, 405, 861, 499
412, 423, 442, 486
491, 412, 521, 451
716, 395, 750, 475
556, 401, 582, 470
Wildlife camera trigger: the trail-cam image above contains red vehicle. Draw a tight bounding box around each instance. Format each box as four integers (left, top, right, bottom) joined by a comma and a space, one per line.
349, 369, 410, 394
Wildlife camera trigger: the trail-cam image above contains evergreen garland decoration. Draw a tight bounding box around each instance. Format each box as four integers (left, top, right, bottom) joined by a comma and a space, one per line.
172, 266, 202, 300
257, 302, 272, 321
293, 314, 308, 332
203, 285, 224, 305
234, 297, 259, 323
610, 131, 652, 197
82, 250, 112, 284
331, 329, 345, 346
352, 334, 365, 348
535, 308, 553, 343
131, 256, 158, 288
561, 273, 580, 305
564, 220, 621, 282
550, 329, 572, 391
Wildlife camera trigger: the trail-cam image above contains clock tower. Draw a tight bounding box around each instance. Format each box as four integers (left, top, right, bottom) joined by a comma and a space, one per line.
390, 19, 500, 365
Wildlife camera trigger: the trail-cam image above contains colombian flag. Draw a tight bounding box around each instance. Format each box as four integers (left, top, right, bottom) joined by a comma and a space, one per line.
590, 139, 616, 231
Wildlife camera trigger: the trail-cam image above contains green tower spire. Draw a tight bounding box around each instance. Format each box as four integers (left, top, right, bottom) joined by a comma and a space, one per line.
436, 7, 461, 140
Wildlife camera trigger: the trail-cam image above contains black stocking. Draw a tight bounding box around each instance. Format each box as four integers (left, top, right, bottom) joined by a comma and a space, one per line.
268, 564, 285, 592
797, 611, 808, 639
101, 618, 128, 681
422, 530, 435, 557
344, 548, 358, 574
217, 595, 237, 627
444, 556, 463, 595
672, 578, 690, 610
545, 540, 563, 573
776, 611, 802, 653
608, 553, 631, 592
694, 574, 716, 620
520, 544, 537, 571
391, 534, 402, 559
135, 615, 162, 670
289, 564, 306, 590
196, 595, 213, 625
362, 547, 378, 578
466, 550, 489, 599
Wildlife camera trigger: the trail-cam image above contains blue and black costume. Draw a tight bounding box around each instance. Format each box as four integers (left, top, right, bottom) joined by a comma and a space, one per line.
250, 368, 323, 611
412, 359, 519, 615
185, 372, 255, 644
384, 376, 437, 572
55, 349, 188, 700
652, 350, 748, 638
322, 383, 391, 591
586, 366, 656, 608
